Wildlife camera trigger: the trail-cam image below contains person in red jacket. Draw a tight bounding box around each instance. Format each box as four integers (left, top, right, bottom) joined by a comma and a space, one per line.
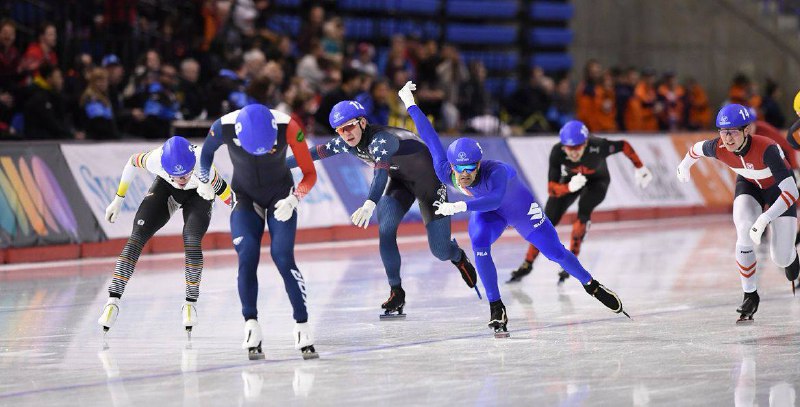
19, 22, 58, 78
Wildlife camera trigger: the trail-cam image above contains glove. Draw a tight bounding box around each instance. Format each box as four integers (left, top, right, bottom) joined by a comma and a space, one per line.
568, 173, 587, 192
635, 166, 653, 189
434, 201, 467, 216
398, 81, 417, 110
274, 193, 299, 222
196, 181, 215, 200
105, 195, 124, 223
749, 214, 770, 245
351, 200, 376, 228
676, 159, 693, 183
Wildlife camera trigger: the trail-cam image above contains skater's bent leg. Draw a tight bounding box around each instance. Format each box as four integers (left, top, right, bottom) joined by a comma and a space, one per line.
524, 244, 540, 263
108, 183, 172, 298
267, 210, 308, 323
469, 211, 507, 302
231, 200, 265, 320
733, 194, 762, 293
377, 196, 406, 287
522, 219, 592, 285
769, 216, 798, 267
571, 180, 607, 255
182, 197, 212, 302
426, 216, 460, 262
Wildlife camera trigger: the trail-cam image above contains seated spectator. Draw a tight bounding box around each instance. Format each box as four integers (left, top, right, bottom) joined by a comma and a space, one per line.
0, 19, 21, 91
624, 69, 659, 131
504, 66, 552, 133
321, 17, 344, 63
314, 67, 362, 133
682, 77, 711, 130
133, 65, 179, 139
0, 87, 17, 139
656, 72, 684, 131
458, 61, 491, 122
728, 73, 752, 106
547, 76, 575, 129
575, 59, 603, 130
23, 64, 77, 139
296, 40, 326, 91
356, 79, 390, 126
205, 56, 248, 117
760, 79, 785, 129
79, 67, 119, 140
19, 22, 58, 79
614, 67, 638, 130
593, 70, 617, 132
177, 58, 204, 120
351, 43, 378, 77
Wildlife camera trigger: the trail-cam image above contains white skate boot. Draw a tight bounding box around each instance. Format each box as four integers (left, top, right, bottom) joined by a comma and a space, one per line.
182, 302, 198, 339
293, 322, 319, 360
97, 297, 120, 333
243, 319, 264, 360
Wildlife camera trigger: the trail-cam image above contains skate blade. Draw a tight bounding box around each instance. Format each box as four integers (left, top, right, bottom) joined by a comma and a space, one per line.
736, 318, 754, 324
506, 277, 522, 284
621, 310, 631, 319
302, 352, 320, 360
379, 313, 406, 320
474, 286, 483, 300
248, 352, 266, 360
494, 331, 510, 339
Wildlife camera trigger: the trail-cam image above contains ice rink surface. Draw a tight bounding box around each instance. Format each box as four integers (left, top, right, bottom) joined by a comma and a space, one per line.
1, 215, 800, 406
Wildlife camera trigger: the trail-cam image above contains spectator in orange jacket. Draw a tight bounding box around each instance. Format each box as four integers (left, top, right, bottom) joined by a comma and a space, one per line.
683, 77, 711, 130
656, 72, 684, 131
593, 70, 617, 132
575, 59, 603, 131
624, 69, 659, 131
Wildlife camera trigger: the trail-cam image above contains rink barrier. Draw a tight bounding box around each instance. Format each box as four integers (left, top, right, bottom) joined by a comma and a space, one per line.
0, 133, 743, 263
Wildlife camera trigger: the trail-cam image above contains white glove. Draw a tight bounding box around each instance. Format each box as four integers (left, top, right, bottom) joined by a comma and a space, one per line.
351, 200, 376, 228
274, 193, 300, 222
105, 195, 124, 223
749, 214, 770, 245
196, 181, 215, 200
635, 166, 653, 189
398, 81, 417, 109
434, 201, 467, 216
568, 173, 587, 192
676, 158, 693, 183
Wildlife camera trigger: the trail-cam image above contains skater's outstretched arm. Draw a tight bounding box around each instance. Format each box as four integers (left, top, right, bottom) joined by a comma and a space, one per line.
199, 118, 224, 183
286, 138, 348, 168
285, 118, 317, 198
676, 138, 717, 182
604, 138, 652, 188
399, 81, 453, 185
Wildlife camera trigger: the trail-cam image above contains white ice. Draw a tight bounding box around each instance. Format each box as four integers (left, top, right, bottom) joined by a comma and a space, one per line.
1, 215, 799, 406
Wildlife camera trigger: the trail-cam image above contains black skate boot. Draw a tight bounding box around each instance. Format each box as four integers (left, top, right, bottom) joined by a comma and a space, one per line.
452, 249, 478, 288
557, 269, 570, 285
785, 256, 799, 296
506, 261, 532, 284
584, 280, 630, 318
488, 300, 509, 338
736, 291, 760, 324
380, 286, 406, 320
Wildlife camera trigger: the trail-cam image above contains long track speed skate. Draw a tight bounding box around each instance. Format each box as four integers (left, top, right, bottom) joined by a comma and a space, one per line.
736, 291, 759, 324
97, 297, 120, 334
380, 286, 406, 320
506, 261, 532, 284
243, 319, 265, 360
584, 280, 630, 318
557, 269, 570, 285
294, 322, 319, 360
488, 300, 510, 338
182, 302, 197, 340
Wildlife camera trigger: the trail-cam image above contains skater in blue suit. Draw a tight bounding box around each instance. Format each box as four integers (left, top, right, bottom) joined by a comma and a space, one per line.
397, 81, 630, 336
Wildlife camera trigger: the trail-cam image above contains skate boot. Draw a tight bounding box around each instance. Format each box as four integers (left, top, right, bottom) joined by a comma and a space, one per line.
97, 297, 120, 333
557, 269, 570, 285
182, 302, 198, 340
506, 261, 532, 284
380, 286, 406, 320
736, 291, 760, 324
488, 299, 509, 338
785, 256, 799, 296
293, 322, 319, 360
583, 280, 630, 318
243, 319, 265, 360
452, 249, 478, 288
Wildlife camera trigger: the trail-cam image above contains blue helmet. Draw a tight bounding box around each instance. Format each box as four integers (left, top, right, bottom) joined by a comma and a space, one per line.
559, 120, 589, 146
716, 103, 754, 128
329, 100, 366, 128
447, 137, 483, 165
161, 136, 196, 176
236, 104, 278, 156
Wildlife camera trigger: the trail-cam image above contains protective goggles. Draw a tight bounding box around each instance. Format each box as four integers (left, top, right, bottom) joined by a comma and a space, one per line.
718, 128, 745, 137
453, 163, 479, 173
335, 119, 360, 135
562, 143, 586, 152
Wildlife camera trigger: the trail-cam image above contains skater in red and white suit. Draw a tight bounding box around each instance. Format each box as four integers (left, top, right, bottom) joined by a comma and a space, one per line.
676, 103, 799, 322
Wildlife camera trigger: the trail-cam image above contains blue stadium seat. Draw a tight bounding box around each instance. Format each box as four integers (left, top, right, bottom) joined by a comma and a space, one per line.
344, 18, 375, 40
529, 28, 573, 46
340, 0, 391, 11
396, 0, 440, 15
446, 24, 517, 45
273, 0, 301, 8
530, 53, 573, 71
461, 51, 519, 71
485, 78, 518, 98
267, 15, 301, 36
446, 0, 518, 18
529, 1, 575, 20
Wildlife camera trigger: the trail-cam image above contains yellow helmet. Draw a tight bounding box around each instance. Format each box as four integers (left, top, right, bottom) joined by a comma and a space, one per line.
794, 89, 800, 114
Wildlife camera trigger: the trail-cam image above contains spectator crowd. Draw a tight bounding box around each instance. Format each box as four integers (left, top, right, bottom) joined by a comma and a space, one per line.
0, 1, 789, 141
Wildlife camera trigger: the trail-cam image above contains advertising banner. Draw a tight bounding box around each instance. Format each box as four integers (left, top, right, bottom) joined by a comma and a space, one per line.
0, 143, 102, 248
